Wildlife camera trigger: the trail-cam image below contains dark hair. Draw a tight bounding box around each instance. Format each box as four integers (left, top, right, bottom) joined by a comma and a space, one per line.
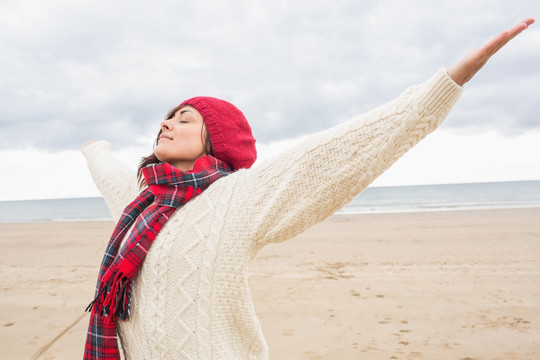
137, 110, 214, 187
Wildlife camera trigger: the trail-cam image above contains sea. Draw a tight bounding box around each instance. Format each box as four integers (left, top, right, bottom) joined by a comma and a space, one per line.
1, 180, 539, 223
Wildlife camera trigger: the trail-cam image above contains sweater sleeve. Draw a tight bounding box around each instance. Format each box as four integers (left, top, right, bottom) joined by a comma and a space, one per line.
236, 68, 463, 249
81, 140, 140, 222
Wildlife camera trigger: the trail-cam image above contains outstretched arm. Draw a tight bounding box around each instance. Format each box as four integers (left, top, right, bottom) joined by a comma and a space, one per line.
447, 18, 534, 86
82, 140, 139, 222
234, 18, 534, 249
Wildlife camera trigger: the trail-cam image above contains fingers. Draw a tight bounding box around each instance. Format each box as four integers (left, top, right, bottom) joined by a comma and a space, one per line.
522, 17, 535, 26
82, 139, 96, 148
504, 18, 534, 41
446, 17, 534, 86
482, 18, 534, 58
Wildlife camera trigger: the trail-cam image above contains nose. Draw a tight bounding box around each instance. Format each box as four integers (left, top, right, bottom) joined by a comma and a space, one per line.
160, 119, 172, 131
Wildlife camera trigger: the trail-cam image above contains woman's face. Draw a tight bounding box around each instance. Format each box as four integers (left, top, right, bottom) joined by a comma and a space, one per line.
153, 105, 207, 171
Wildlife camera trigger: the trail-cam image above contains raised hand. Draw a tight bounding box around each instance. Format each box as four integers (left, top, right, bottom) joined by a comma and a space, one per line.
447, 18, 534, 86
82, 139, 96, 149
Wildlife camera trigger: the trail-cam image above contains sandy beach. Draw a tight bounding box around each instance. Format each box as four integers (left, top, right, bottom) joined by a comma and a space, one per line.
2, 208, 539, 360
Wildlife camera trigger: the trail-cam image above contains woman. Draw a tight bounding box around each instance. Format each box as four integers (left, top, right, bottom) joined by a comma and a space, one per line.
82, 19, 534, 359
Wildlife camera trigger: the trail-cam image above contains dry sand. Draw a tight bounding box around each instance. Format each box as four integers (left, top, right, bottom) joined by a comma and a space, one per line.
1, 208, 539, 360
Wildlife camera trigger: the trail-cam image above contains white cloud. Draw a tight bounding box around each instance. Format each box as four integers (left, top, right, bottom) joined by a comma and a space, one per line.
0, 0, 539, 199
1, 0, 539, 149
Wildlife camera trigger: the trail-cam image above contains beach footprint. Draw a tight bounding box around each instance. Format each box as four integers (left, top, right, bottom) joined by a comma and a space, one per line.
304, 351, 322, 359
282, 328, 294, 336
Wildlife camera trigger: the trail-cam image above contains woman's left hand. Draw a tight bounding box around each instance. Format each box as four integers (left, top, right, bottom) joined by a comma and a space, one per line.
447, 18, 534, 86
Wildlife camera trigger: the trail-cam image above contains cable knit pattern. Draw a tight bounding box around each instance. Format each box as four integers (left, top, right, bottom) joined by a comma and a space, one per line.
82, 69, 462, 359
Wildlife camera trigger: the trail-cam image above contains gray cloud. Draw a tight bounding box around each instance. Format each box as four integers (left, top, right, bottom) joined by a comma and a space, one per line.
1, 0, 539, 151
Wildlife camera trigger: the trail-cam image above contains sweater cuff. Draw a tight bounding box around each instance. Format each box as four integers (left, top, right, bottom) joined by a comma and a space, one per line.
417, 68, 463, 119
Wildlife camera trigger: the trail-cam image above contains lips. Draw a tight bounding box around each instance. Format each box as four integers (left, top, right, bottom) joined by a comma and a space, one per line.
159, 134, 173, 141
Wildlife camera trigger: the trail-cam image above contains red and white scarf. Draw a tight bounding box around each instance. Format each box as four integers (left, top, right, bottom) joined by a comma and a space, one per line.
84, 157, 232, 359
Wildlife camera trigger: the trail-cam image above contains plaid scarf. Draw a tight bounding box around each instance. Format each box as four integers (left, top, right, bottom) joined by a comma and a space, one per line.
84, 157, 232, 360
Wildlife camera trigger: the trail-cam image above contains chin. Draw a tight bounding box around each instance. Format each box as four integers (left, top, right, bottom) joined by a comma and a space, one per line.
153, 149, 167, 163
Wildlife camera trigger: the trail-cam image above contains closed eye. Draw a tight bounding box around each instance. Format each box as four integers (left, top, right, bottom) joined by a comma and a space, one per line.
179, 109, 193, 123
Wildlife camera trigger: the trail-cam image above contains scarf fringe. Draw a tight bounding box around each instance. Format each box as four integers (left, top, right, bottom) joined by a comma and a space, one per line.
85, 271, 132, 322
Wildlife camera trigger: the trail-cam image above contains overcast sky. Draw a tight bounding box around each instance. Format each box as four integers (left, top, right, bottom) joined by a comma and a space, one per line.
0, 0, 539, 200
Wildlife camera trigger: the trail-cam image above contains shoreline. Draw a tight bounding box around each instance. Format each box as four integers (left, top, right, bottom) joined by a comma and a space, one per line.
2, 205, 540, 225
2, 207, 539, 359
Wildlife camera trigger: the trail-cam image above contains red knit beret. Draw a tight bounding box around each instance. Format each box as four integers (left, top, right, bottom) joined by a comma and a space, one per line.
178, 96, 257, 170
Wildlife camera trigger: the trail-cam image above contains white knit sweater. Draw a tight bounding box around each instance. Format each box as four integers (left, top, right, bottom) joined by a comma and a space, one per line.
82, 69, 462, 359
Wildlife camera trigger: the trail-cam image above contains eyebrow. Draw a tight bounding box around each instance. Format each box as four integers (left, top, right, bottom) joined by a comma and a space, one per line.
169, 108, 193, 119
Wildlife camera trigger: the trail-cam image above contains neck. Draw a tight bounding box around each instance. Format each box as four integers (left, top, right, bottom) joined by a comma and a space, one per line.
169, 157, 204, 171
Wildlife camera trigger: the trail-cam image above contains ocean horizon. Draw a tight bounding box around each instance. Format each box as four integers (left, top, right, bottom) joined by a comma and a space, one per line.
1, 180, 539, 223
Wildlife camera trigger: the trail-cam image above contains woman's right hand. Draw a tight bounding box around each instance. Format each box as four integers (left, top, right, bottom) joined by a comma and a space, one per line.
82, 139, 96, 149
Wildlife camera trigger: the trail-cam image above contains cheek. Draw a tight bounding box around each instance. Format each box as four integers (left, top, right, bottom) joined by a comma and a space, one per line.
183, 129, 205, 148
